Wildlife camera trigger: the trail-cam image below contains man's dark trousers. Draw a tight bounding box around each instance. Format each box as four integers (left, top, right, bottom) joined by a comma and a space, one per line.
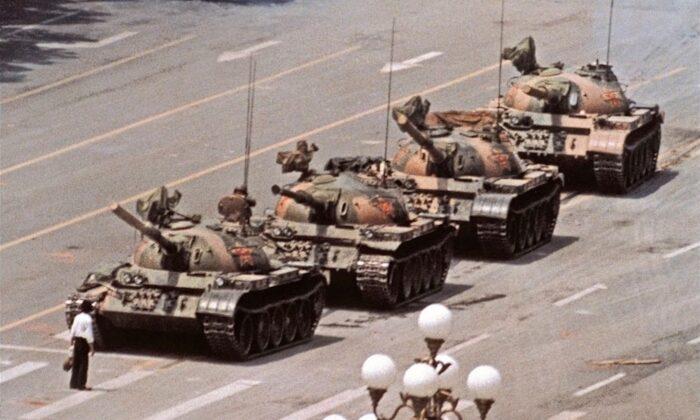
70, 338, 89, 389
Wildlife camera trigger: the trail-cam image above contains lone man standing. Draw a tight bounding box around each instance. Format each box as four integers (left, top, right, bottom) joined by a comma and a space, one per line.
69, 300, 95, 390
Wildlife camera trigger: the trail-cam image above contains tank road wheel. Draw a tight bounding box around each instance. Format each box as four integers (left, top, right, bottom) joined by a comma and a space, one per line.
430, 249, 445, 289
282, 303, 298, 343
400, 260, 415, 301
269, 306, 285, 348
525, 209, 536, 249
533, 203, 546, 244
233, 314, 254, 359
500, 213, 518, 256
254, 312, 272, 352
420, 253, 432, 293
296, 300, 314, 340
516, 213, 529, 252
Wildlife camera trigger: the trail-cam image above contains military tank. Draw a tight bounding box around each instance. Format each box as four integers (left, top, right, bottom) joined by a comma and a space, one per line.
346, 96, 563, 258
499, 36, 663, 193
65, 187, 325, 360
264, 142, 455, 309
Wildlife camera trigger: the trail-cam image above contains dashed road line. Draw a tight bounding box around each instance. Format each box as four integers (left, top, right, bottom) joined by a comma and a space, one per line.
278, 386, 367, 420
0, 304, 64, 333
553, 284, 607, 307
548, 411, 587, 420
627, 67, 687, 93
445, 333, 491, 355
0, 344, 175, 362
573, 373, 626, 397
38, 31, 138, 49
144, 379, 260, 420
663, 241, 700, 259
217, 40, 280, 62
3, 11, 81, 37
0, 45, 359, 177
21, 370, 154, 419
381, 51, 443, 73
53, 330, 72, 341
0, 361, 48, 384
687, 336, 700, 345
1, 35, 196, 105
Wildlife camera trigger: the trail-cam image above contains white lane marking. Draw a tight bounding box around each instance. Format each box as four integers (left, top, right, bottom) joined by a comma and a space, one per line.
548, 411, 587, 420
279, 386, 367, 420
0, 359, 12, 366
445, 333, 491, 355
144, 379, 260, 420
217, 40, 280, 62
38, 31, 137, 49
574, 310, 594, 316
687, 336, 700, 345
553, 284, 607, 307
0, 361, 48, 384
1, 35, 195, 105
3, 11, 81, 37
380, 51, 443, 73
21, 370, 154, 419
54, 330, 72, 341
663, 241, 700, 259
360, 140, 384, 145
0, 344, 174, 362
627, 67, 687, 93
573, 373, 626, 397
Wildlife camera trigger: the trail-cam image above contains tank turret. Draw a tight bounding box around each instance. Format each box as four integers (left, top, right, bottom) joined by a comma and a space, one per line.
391, 96, 524, 179
499, 36, 663, 194
501, 36, 629, 115
271, 174, 409, 226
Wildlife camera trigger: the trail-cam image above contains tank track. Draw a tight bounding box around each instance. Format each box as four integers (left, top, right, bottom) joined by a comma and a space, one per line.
593, 122, 661, 194
201, 277, 325, 361
475, 180, 562, 258
356, 229, 454, 309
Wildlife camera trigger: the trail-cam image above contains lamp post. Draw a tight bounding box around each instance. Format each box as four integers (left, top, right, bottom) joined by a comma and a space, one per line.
329, 304, 502, 420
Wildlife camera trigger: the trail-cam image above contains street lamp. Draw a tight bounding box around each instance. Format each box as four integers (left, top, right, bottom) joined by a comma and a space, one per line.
351, 304, 501, 419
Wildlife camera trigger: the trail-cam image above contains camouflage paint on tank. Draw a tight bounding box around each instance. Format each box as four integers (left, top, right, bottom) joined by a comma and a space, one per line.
499, 36, 663, 193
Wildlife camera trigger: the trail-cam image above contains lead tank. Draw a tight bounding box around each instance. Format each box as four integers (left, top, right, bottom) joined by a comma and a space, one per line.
499, 36, 663, 193
265, 142, 455, 309
364, 96, 563, 258
65, 187, 325, 360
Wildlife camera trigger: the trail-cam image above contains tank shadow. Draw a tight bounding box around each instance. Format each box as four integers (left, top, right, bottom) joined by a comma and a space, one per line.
499, 235, 579, 266
1, 1, 108, 83
614, 169, 678, 199
324, 281, 473, 314
95, 330, 342, 364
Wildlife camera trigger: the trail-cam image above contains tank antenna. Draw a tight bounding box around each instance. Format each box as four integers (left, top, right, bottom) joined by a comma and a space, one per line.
243, 55, 256, 191
605, 0, 614, 65
495, 0, 505, 127
382, 18, 397, 181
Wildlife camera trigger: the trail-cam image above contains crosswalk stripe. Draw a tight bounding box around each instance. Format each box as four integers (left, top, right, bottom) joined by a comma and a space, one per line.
21, 370, 154, 419
0, 362, 48, 384
144, 379, 260, 420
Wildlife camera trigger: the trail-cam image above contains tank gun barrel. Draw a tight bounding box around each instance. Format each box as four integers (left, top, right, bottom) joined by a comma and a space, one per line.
271, 185, 326, 214
392, 110, 447, 163
111, 204, 178, 254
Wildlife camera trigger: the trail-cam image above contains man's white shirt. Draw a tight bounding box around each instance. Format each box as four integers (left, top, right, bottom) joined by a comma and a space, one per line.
70, 313, 94, 344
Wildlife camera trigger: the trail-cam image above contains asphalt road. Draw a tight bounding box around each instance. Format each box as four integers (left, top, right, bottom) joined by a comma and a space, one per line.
1, 1, 699, 419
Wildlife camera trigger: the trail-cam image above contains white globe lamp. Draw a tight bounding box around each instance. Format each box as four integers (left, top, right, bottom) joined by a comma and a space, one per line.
435, 354, 460, 390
